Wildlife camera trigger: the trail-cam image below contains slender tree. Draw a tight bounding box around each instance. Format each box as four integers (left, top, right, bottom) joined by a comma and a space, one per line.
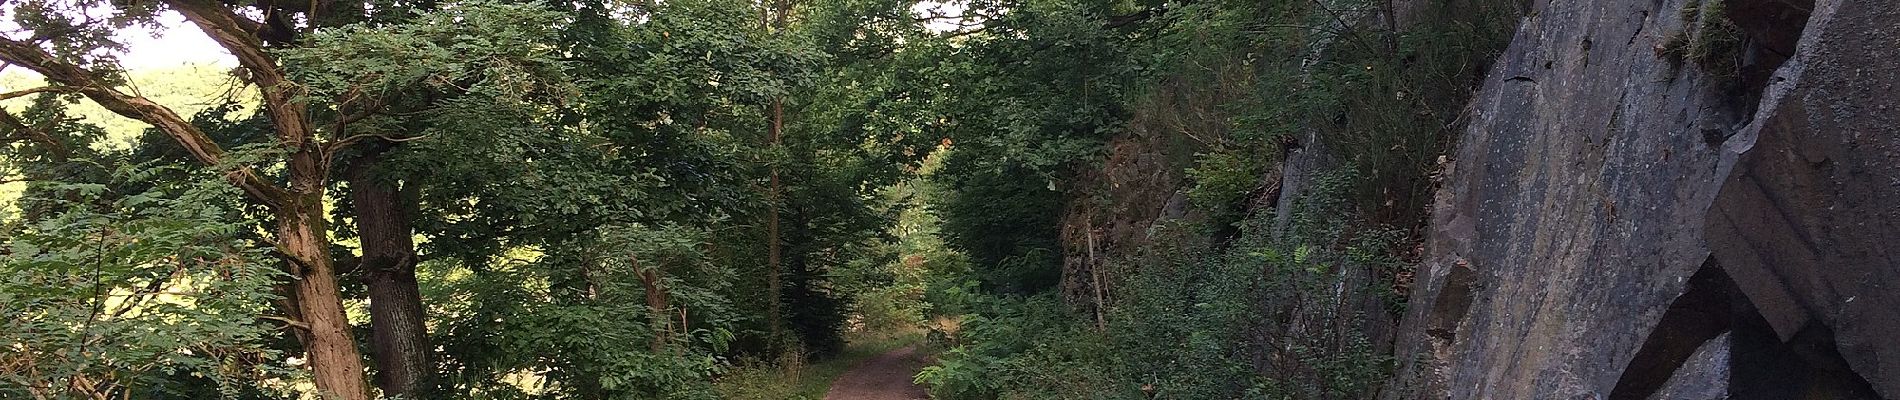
764, 0, 794, 348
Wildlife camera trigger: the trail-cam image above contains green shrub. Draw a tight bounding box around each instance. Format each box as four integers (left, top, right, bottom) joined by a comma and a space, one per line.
920, 205, 1397, 400
1186, 147, 1273, 214
930, 152, 1066, 295
0, 167, 295, 399
1685, 1, 1744, 76
915, 296, 1134, 400
426, 224, 737, 400
1658, 0, 1744, 77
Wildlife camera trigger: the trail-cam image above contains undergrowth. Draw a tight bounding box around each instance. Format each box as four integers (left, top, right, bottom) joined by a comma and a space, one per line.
911, 0, 1517, 398
920, 176, 1403, 399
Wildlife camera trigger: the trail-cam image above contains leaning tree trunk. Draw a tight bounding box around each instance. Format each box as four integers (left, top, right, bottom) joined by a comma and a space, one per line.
349, 155, 433, 398
279, 171, 371, 400
0, 4, 378, 398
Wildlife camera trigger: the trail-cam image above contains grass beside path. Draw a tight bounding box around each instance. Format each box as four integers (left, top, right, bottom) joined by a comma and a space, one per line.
715, 329, 926, 400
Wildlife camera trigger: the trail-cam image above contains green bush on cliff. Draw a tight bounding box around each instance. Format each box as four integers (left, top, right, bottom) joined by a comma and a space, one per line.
1660, 0, 1744, 77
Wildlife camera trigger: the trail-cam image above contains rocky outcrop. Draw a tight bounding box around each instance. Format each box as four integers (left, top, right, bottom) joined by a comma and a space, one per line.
1703, 0, 1900, 394
1388, 0, 1896, 398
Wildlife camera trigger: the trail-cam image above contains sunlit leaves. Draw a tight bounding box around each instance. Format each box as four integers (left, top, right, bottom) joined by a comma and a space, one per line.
0, 165, 291, 399
279, 0, 573, 107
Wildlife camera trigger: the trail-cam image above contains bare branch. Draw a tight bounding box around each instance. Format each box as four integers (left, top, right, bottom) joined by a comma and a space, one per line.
331, 83, 388, 138
941, 25, 994, 39
0, 86, 74, 101
259, 315, 312, 331
328, 132, 431, 152
913, 10, 992, 25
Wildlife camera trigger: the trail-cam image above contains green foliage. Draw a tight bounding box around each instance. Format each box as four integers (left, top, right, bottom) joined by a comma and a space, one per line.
4, 0, 160, 74
1298, 0, 1520, 223
0, 165, 292, 399
279, 0, 571, 105
427, 224, 736, 400
1, 0, 1519, 397
1185, 148, 1272, 213
903, 2, 1484, 393
0, 65, 254, 148
916, 296, 1132, 400
3, 0, 940, 397
930, 151, 1065, 294
920, 204, 1397, 400
839, 173, 968, 333
0, 94, 117, 221
1656, 0, 1751, 77
912, 0, 1147, 179
1681, 0, 1743, 77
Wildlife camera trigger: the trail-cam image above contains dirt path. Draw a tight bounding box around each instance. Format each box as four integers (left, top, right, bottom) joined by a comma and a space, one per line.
823, 345, 930, 400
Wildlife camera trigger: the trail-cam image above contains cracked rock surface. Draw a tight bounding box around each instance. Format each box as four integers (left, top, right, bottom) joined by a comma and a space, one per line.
1384, 0, 1897, 398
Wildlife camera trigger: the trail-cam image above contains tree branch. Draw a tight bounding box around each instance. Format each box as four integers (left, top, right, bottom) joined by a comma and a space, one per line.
1104, 8, 1161, 29
0, 108, 68, 162
0, 86, 74, 101
327, 132, 431, 153
0, 38, 291, 207
259, 315, 312, 331
941, 25, 993, 39
331, 84, 387, 139
165, 0, 317, 150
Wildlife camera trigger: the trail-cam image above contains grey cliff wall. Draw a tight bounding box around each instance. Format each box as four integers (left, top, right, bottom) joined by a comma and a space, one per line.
1387, 0, 1895, 398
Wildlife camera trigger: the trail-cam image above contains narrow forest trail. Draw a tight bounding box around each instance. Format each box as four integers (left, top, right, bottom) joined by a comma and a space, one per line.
823, 345, 930, 400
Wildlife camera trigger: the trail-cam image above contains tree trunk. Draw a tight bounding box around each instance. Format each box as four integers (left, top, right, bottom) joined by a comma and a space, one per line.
762, 0, 793, 351
0, 6, 374, 398
278, 189, 371, 400
635, 256, 671, 352
766, 98, 785, 347
349, 157, 433, 399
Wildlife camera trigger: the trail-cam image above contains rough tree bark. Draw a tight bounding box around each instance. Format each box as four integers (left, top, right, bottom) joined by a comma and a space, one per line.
348, 153, 433, 398
276, 183, 368, 400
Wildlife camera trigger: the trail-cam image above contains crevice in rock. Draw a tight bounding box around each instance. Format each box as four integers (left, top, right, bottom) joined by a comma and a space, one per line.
1724, 0, 1813, 114
1608, 258, 1736, 400
1729, 308, 1884, 399
1423, 260, 1476, 343
1602, 257, 1885, 400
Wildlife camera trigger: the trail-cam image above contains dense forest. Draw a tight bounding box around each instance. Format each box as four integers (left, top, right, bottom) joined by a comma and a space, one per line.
4, 0, 1895, 399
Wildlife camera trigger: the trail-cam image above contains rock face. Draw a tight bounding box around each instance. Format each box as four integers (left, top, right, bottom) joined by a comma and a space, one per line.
1703, 0, 1900, 394
1649, 332, 1730, 400
1387, 0, 1897, 398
